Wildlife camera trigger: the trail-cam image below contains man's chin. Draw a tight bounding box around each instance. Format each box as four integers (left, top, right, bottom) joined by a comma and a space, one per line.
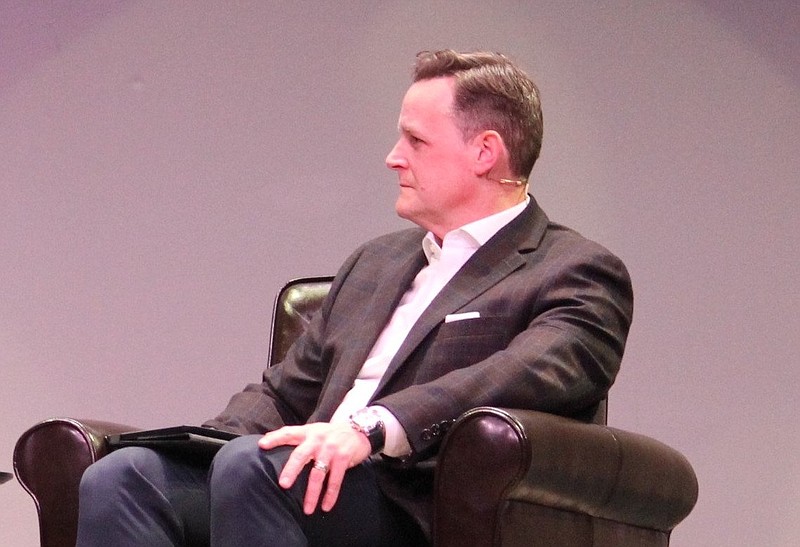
394, 199, 414, 222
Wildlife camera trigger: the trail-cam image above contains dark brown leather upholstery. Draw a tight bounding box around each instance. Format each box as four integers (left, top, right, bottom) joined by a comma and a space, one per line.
14, 419, 134, 547
268, 276, 335, 366
433, 408, 697, 546
14, 276, 698, 547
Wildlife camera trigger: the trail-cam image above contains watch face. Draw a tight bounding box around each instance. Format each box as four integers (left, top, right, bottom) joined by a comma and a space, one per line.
350, 409, 385, 454
352, 408, 382, 429
355, 414, 378, 429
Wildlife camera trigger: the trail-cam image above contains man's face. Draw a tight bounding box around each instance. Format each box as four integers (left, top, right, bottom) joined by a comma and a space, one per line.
386, 77, 479, 237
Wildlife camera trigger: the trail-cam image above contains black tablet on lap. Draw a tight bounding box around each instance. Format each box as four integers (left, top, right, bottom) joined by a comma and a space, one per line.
107, 426, 240, 461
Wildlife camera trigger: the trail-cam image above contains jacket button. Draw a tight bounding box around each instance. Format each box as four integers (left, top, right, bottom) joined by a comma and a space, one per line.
421, 429, 433, 441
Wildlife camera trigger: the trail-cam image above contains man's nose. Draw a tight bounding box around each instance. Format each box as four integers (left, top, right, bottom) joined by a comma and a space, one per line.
385, 141, 406, 170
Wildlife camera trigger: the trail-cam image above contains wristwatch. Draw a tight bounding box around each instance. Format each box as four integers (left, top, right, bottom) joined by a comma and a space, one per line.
349, 407, 386, 454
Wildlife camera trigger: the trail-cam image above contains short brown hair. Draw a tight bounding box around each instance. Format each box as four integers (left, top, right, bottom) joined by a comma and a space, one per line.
413, 50, 543, 178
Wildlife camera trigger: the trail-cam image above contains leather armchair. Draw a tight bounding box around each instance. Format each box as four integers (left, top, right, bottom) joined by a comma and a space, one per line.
14, 276, 698, 547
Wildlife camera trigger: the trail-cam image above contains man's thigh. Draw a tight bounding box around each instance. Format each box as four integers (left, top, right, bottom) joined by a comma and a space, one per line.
78, 447, 210, 546
210, 435, 427, 547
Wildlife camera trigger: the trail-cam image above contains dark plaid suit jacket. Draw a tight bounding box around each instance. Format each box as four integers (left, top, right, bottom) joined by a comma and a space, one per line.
206, 196, 634, 537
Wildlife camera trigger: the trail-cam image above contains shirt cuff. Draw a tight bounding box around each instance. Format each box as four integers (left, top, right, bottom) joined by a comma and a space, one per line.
370, 405, 412, 458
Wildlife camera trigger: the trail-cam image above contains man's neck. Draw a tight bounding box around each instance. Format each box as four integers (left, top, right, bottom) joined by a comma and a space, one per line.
429, 189, 528, 243
430, 193, 529, 245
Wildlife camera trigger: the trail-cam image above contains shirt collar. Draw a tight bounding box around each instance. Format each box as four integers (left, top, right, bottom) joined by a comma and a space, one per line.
422, 196, 530, 262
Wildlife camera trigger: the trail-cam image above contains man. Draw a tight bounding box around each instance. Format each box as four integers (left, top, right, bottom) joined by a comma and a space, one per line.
77, 49, 633, 546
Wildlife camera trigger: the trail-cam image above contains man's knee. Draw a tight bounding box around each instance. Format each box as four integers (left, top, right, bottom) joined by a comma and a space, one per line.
209, 435, 297, 503
211, 435, 286, 484
80, 447, 157, 498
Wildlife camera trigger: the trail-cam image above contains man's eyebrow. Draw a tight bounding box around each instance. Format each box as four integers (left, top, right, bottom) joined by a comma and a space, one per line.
398, 122, 422, 136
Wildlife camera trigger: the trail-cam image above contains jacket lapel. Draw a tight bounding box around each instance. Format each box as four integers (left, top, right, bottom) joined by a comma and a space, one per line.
353, 247, 428, 364
314, 244, 427, 419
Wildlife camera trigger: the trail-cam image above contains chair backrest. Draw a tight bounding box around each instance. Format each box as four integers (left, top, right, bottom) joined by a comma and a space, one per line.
268, 276, 334, 366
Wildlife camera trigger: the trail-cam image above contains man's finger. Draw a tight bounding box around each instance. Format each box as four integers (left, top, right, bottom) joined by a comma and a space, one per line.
320, 459, 347, 512
303, 460, 329, 514
278, 443, 315, 489
258, 425, 306, 450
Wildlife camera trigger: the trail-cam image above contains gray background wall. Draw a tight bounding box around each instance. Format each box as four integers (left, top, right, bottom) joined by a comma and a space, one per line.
2, 1, 798, 545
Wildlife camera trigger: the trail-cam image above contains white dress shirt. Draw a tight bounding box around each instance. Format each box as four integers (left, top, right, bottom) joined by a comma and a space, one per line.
330, 197, 530, 456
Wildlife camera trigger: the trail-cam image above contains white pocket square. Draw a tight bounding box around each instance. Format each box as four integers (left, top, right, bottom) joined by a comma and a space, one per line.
445, 311, 481, 323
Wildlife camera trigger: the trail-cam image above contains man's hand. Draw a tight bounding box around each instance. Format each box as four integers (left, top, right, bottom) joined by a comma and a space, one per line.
258, 422, 371, 515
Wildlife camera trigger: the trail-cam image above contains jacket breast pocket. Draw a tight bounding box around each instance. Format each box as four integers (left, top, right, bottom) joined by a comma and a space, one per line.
421, 316, 515, 377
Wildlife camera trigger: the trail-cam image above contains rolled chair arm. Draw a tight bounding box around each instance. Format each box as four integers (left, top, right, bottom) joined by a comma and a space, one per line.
14, 418, 136, 547
433, 407, 698, 547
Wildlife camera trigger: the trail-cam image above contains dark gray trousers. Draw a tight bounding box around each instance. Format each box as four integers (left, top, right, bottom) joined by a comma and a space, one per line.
76, 435, 426, 546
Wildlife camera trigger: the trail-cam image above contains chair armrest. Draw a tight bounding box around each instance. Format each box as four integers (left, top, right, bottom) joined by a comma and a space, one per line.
14, 418, 136, 547
433, 407, 698, 546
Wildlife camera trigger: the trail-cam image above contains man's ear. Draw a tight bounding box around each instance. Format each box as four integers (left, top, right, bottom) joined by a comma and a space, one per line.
472, 130, 507, 177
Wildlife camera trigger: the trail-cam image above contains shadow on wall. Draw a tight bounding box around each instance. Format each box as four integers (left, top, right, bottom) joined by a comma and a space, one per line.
0, 1, 132, 91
